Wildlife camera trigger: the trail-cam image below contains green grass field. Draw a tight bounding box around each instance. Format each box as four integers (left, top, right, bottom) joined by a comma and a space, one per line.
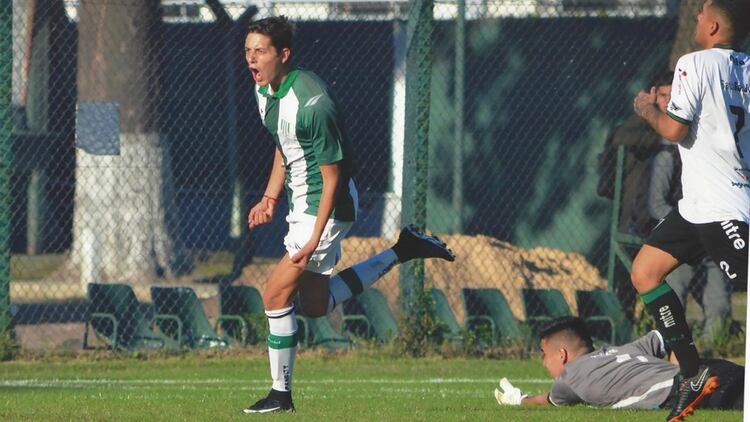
0, 352, 742, 421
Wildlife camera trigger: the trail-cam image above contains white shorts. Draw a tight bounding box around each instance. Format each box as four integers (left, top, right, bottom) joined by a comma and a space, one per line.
283, 213, 354, 275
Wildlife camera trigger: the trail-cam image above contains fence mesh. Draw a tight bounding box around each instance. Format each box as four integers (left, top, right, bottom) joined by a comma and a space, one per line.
4, 0, 739, 352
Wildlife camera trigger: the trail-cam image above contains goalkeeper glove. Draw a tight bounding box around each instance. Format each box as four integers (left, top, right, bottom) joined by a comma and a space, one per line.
494, 377, 528, 406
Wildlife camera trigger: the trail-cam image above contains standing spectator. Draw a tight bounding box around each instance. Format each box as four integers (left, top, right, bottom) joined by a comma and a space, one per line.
597, 76, 667, 321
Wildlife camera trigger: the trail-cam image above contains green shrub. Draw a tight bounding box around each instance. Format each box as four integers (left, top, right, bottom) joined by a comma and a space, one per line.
0, 330, 19, 361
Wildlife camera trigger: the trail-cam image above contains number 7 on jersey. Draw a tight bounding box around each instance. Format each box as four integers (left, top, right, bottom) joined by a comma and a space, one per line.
730, 105, 745, 158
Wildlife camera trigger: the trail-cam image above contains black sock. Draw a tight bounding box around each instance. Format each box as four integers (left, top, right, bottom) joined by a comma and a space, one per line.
390, 244, 407, 263
641, 282, 699, 378
269, 388, 292, 403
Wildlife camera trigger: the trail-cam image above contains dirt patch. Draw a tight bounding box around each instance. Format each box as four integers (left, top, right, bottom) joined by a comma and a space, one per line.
238, 234, 606, 322
15, 322, 87, 351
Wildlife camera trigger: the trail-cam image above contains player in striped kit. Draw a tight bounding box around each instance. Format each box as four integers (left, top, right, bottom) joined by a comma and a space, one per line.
242, 16, 455, 413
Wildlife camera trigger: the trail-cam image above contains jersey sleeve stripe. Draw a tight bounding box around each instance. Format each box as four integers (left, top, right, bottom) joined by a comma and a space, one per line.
546, 393, 559, 407
667, 111, 691, 125
652, 330, 667, 356
610, 379, 674, 409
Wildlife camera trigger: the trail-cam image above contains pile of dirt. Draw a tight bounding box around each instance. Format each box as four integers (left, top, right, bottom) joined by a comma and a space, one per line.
241, 234, 606, 323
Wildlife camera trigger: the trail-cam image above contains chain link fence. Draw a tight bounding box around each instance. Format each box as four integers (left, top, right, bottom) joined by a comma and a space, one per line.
3, 0, 737, 353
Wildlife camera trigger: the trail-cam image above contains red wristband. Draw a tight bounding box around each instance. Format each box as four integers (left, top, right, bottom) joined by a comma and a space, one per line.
263, 195, 278, 205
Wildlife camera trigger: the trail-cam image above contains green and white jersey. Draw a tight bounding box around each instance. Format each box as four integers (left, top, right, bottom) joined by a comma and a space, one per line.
255, 69, 357, 222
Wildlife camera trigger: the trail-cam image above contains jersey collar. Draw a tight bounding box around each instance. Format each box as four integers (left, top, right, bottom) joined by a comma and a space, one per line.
258, 69, 299, 99
713, 43, 735, 50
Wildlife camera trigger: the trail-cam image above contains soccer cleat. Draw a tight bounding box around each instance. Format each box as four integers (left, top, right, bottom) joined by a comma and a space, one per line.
393, 224, 456, 263
243, 390, 295, 414
665, 366, 720, 422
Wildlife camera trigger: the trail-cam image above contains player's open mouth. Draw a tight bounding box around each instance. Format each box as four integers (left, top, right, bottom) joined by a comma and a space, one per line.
250, 67, 261, 81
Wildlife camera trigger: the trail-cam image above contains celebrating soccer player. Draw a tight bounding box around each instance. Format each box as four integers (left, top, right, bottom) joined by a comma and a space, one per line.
630, 1, 750, 420
242, 16, 455, 413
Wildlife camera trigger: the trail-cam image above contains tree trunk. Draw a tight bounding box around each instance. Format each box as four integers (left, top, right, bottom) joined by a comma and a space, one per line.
72, 0, 189, 289
669, 0, 703, 69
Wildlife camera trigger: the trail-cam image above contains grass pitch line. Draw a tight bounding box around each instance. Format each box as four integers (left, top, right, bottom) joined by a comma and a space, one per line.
0, 378, 551, 388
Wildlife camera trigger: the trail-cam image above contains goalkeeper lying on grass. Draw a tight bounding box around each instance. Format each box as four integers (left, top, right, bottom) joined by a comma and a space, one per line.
495, 316, 743, 414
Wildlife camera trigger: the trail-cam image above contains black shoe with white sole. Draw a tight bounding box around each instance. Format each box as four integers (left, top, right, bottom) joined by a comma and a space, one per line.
243, 389, 295, 414
392, 224, 456, 263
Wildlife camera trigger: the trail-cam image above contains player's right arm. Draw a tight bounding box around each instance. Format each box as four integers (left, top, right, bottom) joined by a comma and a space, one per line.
633, 87, 689, 143
494, 379, 551, 406
635, 54, 704, 143
248, 147, 285, 228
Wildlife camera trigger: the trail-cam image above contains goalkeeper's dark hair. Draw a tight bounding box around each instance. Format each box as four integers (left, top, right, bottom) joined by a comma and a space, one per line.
247, 16, 294, 53
651, 70, 674, 89
539, 316, 594, 352
711, 0, 750, 44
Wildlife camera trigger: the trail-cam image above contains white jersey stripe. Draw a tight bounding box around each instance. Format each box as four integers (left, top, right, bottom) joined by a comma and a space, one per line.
611, 379, 674, 409
653, 330, 666, 356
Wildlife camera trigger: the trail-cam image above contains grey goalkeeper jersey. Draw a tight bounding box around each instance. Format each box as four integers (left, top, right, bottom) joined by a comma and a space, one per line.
548, 331, 679, 409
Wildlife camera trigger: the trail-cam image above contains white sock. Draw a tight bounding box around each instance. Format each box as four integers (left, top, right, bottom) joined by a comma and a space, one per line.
266, 306, 297, 392
327, 249, 398, 312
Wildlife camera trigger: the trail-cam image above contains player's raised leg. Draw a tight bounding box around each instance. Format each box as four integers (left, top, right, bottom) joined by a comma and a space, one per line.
322, 224, 455, 314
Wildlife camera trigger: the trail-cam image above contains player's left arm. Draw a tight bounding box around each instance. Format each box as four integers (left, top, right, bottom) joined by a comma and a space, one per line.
634, 87, 689, 143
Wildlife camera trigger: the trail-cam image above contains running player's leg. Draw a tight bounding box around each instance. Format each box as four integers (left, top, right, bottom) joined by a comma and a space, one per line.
291, 221, 458, 319
324, 224, 455, 314
324, 247, 399, 314
632, 245, 697, 372
634, 211, 724, 421
246, 213, 339, 414
631, 210, 705, 378
254, 214, 346, 407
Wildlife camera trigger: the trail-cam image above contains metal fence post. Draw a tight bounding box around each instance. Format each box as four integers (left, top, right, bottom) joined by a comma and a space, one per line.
0, 0, 13, 337
453, 0, 465, 233
400, 0, 433, 320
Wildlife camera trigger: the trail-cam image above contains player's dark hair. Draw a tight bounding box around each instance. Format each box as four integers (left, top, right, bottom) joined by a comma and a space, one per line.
539, 316, 594, 352
651, 70, 674, 89
247, 16, 294, 53
711, 0, 750, 44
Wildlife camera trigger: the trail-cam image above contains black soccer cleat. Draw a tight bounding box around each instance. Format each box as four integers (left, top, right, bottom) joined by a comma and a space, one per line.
243, 389, 295, 414
392, 224, 456, 263
666, 366, 720, 422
